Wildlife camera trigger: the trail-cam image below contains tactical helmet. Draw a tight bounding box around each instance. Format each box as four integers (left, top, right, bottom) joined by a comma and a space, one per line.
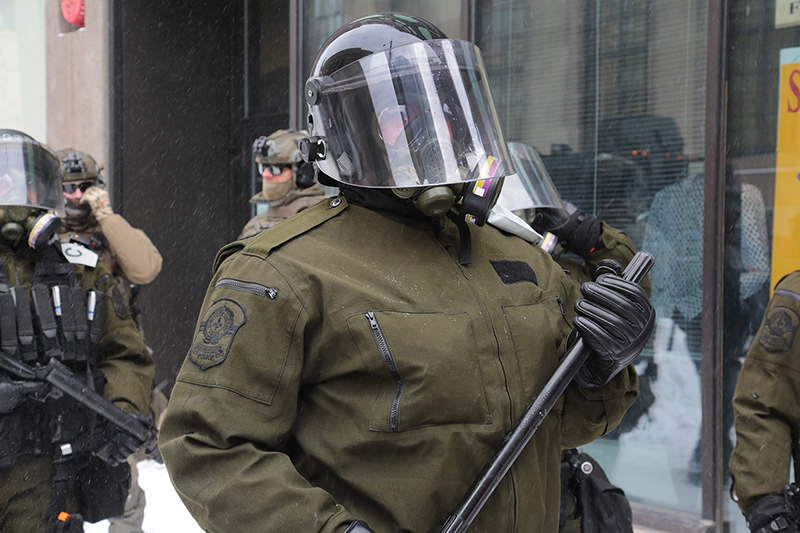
302, 13, 512, 193
253, 130, 307, 166
56, 148, 103, 184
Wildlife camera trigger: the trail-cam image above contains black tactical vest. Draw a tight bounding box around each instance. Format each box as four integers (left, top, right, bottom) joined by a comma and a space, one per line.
0, 242, 106, 467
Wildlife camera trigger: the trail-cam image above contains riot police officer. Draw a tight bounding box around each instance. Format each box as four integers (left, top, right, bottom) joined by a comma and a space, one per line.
239, 129, 327, 239
0, 131, 155, 532
159, 14, 654, 533
730, 270, 800, 533
56, 148, 163, 533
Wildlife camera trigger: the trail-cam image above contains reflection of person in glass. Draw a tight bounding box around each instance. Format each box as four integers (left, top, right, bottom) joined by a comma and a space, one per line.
643, 164, 770, 482
159, 13, 655, 533
730, 270, 800, 533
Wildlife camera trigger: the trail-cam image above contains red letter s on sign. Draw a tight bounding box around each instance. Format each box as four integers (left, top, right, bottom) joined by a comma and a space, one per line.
789, 70, 800, 113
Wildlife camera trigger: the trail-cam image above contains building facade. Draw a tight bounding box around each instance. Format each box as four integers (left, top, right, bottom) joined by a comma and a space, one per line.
3, 0, 800, 531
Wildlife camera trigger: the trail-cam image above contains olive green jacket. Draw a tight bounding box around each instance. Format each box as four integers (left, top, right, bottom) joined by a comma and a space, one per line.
160, 196, 638, 533
730, 270, 800, 513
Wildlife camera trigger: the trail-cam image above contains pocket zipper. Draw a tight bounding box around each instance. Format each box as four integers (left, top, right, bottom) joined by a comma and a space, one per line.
366, 311, 403, 432
215, 278, 279, 299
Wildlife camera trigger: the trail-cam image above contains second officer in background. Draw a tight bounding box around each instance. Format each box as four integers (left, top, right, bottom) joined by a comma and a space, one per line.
239, 129, 326, 239
57, 148, 164, 533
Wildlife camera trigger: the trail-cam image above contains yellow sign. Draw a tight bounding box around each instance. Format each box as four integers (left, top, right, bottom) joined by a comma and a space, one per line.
773, 48, 800, 287
776, 0, 800, 29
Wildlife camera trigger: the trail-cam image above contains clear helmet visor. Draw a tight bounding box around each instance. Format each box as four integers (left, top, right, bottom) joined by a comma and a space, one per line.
0, 136, 65, 214
499, 142, 569, 228
308, 39, 513, 187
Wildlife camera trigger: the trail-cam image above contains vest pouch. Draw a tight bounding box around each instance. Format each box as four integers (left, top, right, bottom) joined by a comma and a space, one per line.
56, 285, 78, 362
31, 284, 61, 360
12, 287, 38, 363
0, 394, 50, 467
0, 292, 18, 358
68, 286, 90, 362
0, 378, 27, 467
74, 455, 130, 523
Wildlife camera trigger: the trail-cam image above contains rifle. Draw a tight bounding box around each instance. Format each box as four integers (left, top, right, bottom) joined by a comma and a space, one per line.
0, 349, 160, 462
440, 251, 654, 533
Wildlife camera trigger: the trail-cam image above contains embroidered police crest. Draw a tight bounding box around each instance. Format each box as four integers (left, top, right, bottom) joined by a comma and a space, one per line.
189, 298, 247, 370
758, 305, 800, 353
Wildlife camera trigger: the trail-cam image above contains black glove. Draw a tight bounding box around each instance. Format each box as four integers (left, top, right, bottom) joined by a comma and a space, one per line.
0, 379, 45, 414
95, 413, 154, 466
746, 491, 800, 533
573, 260, 655, 388
344, 520, 376, 533
531, 202, 602, 257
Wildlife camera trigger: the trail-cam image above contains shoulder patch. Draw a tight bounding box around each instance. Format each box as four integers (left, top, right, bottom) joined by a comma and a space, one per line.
61, 242, 99, 268
107, 281, 131, 319
758, 305, 800, 352
189, 298, 247, 370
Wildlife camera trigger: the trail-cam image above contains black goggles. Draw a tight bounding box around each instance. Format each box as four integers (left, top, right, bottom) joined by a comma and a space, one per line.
265, 164, 291, 176
63, 181, 93, 194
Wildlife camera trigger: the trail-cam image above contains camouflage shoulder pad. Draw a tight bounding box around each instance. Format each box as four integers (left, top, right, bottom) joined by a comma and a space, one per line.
213, 195, 347, 271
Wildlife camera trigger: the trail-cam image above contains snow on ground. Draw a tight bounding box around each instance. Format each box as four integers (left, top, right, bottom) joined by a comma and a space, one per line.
84, 459, 203, 533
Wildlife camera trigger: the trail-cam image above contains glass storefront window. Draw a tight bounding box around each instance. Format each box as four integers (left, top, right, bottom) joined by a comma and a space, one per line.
725, 2, 800, 530
244, 0, 290, 118
476, 0, 718, 524
0, 0, 47, 140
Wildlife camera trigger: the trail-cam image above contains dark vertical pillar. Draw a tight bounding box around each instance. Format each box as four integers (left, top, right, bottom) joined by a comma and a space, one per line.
109, 1, 251, 390
702, 0, 728, 530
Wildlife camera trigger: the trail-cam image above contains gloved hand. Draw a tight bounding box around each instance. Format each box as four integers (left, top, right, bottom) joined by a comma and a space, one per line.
573, 260, 655, 388
530, 201, 602, 257
95, 413, 154, 466
0, 380, 45, 414
344, 520, 377, 533
745, 491, 800, 533
82, 186, 114, 221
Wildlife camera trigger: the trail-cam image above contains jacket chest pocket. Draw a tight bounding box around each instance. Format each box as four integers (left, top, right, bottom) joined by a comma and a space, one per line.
347, 310, 492, 432
504, 294, 573, 400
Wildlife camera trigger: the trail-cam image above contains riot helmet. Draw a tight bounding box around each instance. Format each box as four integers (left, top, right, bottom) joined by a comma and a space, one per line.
499, 142, 569, 229
0, 130, 64, 247
301, 13, 512, 224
